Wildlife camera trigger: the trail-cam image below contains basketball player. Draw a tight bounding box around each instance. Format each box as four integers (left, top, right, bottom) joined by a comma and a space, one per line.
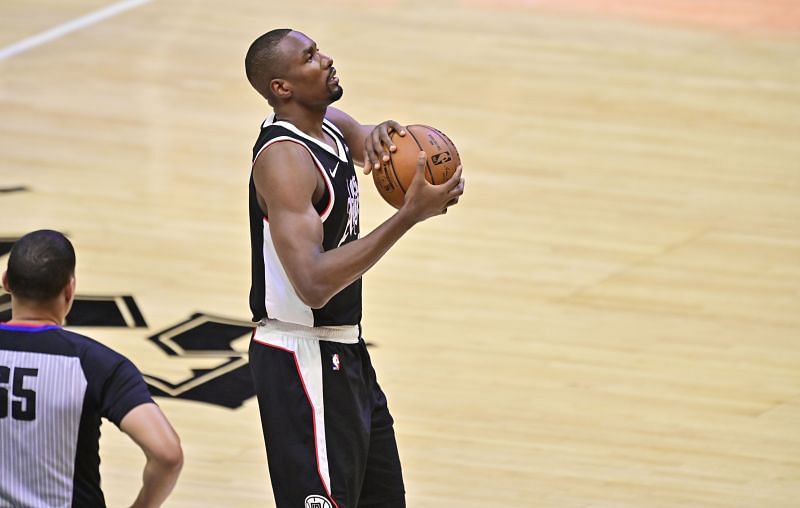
0, 230, 183, 507
244, 29, 465, 508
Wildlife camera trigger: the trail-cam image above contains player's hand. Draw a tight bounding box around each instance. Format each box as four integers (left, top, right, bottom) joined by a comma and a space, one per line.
401, 151, 465, 223
363, 120, 405, 175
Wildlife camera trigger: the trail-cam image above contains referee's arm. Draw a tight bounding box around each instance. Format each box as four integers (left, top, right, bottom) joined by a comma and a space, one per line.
121, 403, 184, 508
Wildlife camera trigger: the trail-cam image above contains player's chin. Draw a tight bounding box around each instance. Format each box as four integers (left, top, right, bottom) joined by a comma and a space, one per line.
329, 85, 344, 102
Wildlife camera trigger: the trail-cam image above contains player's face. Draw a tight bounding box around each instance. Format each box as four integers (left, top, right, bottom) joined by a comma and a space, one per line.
281, 31, 343, 105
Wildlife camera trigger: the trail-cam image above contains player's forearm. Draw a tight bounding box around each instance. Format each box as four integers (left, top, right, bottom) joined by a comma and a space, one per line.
298, 208, 416, 308
130, 453, 183, 508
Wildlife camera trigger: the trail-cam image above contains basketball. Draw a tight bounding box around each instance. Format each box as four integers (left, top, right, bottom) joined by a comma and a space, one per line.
371, 124, 461, 209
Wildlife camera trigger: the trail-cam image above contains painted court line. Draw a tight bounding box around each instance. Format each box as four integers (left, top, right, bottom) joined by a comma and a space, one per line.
0, 0, 153, 62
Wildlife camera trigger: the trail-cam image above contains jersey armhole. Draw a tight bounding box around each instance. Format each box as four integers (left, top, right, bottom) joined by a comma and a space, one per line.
252, 137, 335, 222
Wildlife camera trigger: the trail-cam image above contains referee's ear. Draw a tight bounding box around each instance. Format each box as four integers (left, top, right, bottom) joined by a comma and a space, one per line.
1, 271, 9, 294
63, 276, 76, 318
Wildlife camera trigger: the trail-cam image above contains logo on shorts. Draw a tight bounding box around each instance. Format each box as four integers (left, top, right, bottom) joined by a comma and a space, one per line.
332, 353, 341, 371
305, 494, 332, 508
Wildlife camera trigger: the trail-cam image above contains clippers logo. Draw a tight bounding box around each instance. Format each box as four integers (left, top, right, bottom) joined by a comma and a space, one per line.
332, 353, 341, 371
431, 151, 452, 165
305, 495, 332, 508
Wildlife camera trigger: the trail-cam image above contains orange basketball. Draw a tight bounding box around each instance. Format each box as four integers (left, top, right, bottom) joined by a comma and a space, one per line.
371, 124, 461, 209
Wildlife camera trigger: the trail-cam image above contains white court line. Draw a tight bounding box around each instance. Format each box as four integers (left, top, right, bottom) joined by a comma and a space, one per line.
0, 0, 153, 61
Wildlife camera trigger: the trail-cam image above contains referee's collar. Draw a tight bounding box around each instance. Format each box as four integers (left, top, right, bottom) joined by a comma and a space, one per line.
0, 321, 61, 332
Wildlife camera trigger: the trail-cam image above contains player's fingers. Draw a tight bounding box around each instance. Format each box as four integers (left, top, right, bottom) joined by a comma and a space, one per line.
445, 166, 463, 189
388, 121, 406, 148
448, 178, 465, 197
378, 128, 395, 158
362, 150, 373, 175
366, 149, 379, 172
369, 130, 385, 170
365, 135, 380, 171
414, 151, 426, 178
388, 120, 405, 134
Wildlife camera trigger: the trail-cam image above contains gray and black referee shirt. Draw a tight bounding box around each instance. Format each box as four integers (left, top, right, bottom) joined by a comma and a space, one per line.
0, 322, 153, 507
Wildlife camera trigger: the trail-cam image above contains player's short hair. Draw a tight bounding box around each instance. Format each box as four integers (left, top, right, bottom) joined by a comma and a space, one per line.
245, 28, 293, 105
6, 230, 76, 301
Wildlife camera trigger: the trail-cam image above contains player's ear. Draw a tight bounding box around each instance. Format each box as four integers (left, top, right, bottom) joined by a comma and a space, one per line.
270, 78, 292, 100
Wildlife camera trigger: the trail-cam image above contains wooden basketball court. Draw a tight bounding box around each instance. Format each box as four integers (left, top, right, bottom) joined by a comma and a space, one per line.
1, 0, 798, 506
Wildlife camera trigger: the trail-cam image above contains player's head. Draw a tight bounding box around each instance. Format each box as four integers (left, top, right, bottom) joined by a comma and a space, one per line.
2, 230, 76, 309
245, 29, 342, 108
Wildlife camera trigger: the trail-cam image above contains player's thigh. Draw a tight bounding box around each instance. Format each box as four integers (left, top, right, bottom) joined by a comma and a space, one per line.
358, 394, 405, 507
249, 340, 335, 506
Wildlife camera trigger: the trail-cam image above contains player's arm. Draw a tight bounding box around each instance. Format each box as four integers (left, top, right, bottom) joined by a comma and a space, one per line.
255, 142, 463, 308
326, 106, 405, 174
120, 403, 183, 508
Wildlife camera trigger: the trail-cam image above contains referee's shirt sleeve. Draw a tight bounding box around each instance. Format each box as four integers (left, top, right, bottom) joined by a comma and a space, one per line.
83, 341, 155, 427
101, 357, 155, 426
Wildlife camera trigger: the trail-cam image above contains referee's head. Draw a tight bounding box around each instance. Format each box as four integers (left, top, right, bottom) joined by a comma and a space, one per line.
3, 230, 76, 309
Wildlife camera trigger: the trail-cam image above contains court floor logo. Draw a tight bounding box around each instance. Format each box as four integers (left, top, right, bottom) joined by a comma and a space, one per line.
143, 312, 255, 409
305, 494, 332, 508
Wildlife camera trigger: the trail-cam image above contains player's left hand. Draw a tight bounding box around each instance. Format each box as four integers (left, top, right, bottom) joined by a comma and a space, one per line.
363, 120, 405, 175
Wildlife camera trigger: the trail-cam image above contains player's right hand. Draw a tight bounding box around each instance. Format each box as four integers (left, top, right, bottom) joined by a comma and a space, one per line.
401, 151, 465, 223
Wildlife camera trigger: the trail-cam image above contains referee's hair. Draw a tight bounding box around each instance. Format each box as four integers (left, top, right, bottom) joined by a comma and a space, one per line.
6, 230, 76, 302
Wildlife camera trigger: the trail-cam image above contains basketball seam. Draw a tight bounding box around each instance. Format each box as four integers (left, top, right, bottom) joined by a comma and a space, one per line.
387, 138, 408, 194
406, 126, 435, 184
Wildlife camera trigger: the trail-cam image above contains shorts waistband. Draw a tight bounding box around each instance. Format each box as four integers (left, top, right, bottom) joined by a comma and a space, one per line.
254, 319, 360, 344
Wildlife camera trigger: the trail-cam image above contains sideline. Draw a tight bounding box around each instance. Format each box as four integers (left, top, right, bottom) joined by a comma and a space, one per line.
0, 0, 153, 61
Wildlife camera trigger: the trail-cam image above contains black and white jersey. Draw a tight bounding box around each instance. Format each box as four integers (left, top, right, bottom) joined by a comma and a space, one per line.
249, 113, 362, 327
0, 322, 154, 508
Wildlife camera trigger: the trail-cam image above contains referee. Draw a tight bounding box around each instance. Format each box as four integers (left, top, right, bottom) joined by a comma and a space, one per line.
0, 230, 183, 507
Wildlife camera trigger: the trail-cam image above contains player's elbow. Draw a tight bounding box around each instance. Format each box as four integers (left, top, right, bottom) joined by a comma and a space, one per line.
294, 280, 333, 309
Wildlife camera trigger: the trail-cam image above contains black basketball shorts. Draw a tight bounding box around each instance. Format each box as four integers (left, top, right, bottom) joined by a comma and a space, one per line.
249, 320, 405, 508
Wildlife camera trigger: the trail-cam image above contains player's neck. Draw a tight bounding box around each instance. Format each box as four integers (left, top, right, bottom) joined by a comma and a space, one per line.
274, 105, 327, 140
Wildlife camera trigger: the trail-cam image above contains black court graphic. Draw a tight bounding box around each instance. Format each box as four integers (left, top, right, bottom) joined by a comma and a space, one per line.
0, 292, 147, 327
0, 186, 29, 194
0, 293, 9, 317
143, 313, 256, 409
66, 295, 147, 327
0, 237, 20, 258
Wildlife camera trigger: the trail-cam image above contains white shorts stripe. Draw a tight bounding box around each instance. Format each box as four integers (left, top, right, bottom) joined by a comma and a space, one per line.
252, 326, 336, 504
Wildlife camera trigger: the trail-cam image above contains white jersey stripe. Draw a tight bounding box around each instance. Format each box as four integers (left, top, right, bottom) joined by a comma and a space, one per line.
262, 219, 314, 327
261, 113, 347, 162
322, 118, 345, 139
0, 350, 87, 507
